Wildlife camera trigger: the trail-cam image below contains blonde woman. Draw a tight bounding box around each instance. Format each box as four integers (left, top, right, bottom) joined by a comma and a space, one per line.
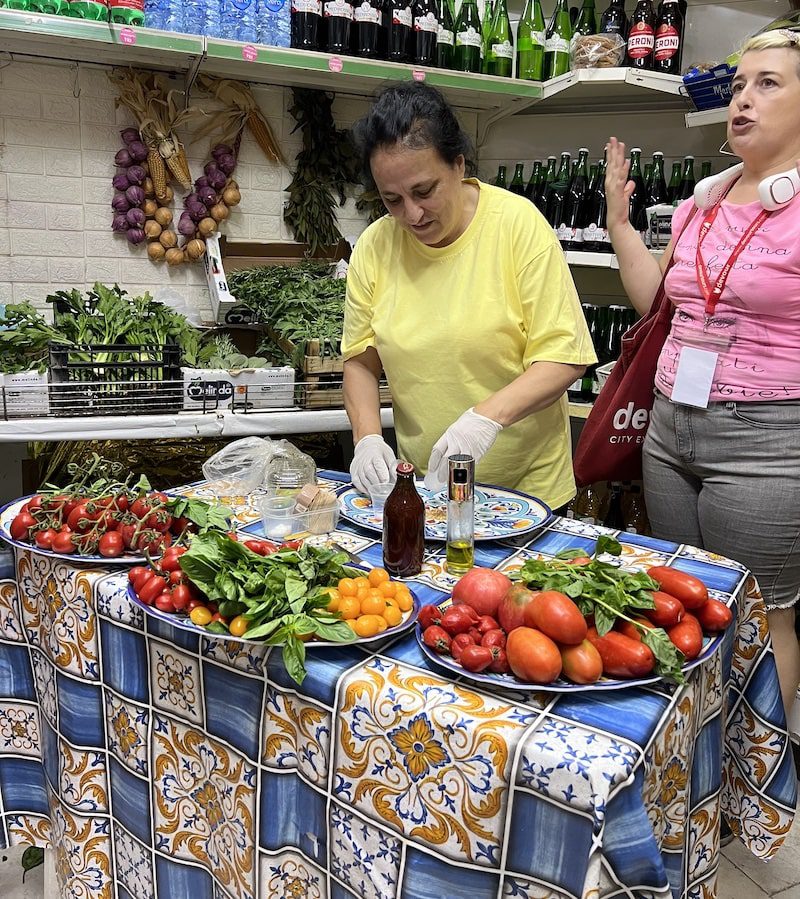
606, 29, 800, 723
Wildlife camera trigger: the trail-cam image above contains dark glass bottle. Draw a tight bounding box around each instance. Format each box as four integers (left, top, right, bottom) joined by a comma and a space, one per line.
653, 0, 682, 74
545, 151, 571, 229
435, 0, 455, 67
603, 482, 626, 529
509, 163, 526, 195
494, 164, 508, 188
383, 461, 425, 577
388, 0, 413, 60
667, 160, 682, 204
353, 0, 385, 57
413, 0, 439, 64
700, 160, 712, 180
599, 0, 627, 38
558, 147, 589, 250
647, 150, 668, 206
291, 0, 324, 50
573, 0, 596, 35
535, 155, 557, 214
626, 0, 655, 69
454, 0, 482, 72
524, 159, 542, 201
627, 147, 646, 237
678, 155, 696, 201
583, 157, 611, 253
325, 0, 354, 53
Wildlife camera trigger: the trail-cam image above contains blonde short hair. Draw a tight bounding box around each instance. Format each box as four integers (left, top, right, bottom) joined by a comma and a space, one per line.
740, 28, 800, 57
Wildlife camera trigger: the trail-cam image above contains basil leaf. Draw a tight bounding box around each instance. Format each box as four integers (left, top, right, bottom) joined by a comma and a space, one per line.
642, 628, 685, 684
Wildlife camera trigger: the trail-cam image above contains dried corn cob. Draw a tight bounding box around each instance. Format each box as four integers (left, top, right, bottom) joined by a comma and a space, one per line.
148, 148, 168, 201
165, 151, 192, 190
246, 110, 282, 164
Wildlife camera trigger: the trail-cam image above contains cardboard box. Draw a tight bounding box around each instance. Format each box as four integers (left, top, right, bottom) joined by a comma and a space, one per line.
182, 366, 295, 411
0, 371, 49, 418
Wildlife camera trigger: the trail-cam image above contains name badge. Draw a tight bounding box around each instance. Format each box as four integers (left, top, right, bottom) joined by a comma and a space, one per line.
671, 346, 718, 408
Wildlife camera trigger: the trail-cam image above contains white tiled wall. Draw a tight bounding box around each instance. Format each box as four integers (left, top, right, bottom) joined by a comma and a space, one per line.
0, 60, 374, 321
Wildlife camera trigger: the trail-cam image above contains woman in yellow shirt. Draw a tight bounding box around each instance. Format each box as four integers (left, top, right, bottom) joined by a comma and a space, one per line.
342, 82, 596, 510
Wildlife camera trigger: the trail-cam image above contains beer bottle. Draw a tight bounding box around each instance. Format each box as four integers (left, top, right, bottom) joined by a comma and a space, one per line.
388, 0, 413, 60
291, 0, 324, 50
558, 147, 589, 250
494, 164, 508, 188
454, 0, 482, 71
535, 155, 557, 214
653, 0, 683, 74
700, 160, 712, 179
599, 0, 627, 38
509, 163, 526, 195
627, 147, 646, 238
643, 162, 653, 194
626, 0, 655, 69
573, 0, 596, 36
583, 156, 611, 253
487, 0, 512, 76
545, 151, 572, 229
382, 461, 425, 578
517, 0, 546, 81
678, 155, 696, 201
480, 0, 495, 72
667, 160, 682, 204
413, 0, 439, 64
353, 0, 385, 57
591, 305, 610, 394
603, 482, 626, 529
435, 0, 456, 67
524, 159, 542, 201
647, 151, 668, 206
579, 303, 598, 401
325, 0, 354, 54
545, 0, 573, 79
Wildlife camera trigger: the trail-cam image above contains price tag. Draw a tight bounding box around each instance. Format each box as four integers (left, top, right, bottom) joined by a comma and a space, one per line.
120, 27, 137, 45
328, 56, 343, 72
242, 44, 258, 61
412, 69, 426, 81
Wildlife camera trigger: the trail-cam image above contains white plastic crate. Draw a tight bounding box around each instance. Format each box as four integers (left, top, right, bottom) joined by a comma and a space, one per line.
596, 361, 616, 390
0, 371, 49, 418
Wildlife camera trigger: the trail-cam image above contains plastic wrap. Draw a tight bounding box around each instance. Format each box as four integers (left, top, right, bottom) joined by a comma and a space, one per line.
202, 436, 275, 496
571, 33, 626, 68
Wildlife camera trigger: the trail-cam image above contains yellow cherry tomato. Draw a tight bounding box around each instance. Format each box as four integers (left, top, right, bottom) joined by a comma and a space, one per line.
361, 593, 388, 616
379, 581, 397, 598
383, 604, 403, 627
338, 577, 357, 597
353, 615, 382, 638
338, 596, 361, 620
322, 586, 340, 612
374, 615, 388, 632
368, 567, 390, 587
229, 615, 249, 638
395, 591, 413, 612
190, 606, 213, 626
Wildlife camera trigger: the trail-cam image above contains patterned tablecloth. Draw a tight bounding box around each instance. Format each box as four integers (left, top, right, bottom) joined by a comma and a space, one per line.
0, 471, 796, 899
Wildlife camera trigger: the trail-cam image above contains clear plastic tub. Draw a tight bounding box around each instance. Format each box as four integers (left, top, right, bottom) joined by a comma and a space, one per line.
260, 494, 340, 539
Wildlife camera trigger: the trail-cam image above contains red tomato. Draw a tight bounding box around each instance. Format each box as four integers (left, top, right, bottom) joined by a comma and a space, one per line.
186, 599, 205, 612
523, 591, 588, 646
133, 569, 156, 594
114, 494, 130, 513
154, 592, 176, 613
560, 639, 604, 685
476, 615, 500, 635
667, 613, 704, 660
170, 585, 191, 611
586, 627, 655, 678
281, 539, 303, 551
418, 605, 443, 630
145, 510, 173, 533
614, 617, 654, 642
497, 584, 537, 633
440, 605, 476, 637
158, 553, 183, 572
505, 627, 563, 684
168, 570, 184, 586
451, 567, 513, 618
642, 592, 685, 628
488, 647, 510, 674
565, 556, 592, 566
694, 598, 733, 634
647, 566, 708, 610
450, 632, 475, 661
119, 522, 140, 550
67, 503, 93, 533
481, 629, 507, 650
27, 495, 44, 513
34, 528, 57, 550
51, 531, 77, 554
10, 511, 36, 541
137, 530, 172, 555
130, 497, 152, 520
459, 645, 493, 673
422, 625, 451, 654
138, 575, 167, 606
98, 531, 124, 558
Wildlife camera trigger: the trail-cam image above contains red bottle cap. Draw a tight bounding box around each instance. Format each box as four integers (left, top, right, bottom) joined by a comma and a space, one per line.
396, 461, 415, 476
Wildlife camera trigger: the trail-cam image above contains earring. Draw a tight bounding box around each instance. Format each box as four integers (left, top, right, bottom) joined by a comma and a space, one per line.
719, 139, 739, 157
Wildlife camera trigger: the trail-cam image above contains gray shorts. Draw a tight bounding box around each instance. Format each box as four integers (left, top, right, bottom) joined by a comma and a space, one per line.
642, 392, 800, 610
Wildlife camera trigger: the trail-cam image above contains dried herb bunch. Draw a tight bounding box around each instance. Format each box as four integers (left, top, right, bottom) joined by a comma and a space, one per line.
283, 89, 361, 256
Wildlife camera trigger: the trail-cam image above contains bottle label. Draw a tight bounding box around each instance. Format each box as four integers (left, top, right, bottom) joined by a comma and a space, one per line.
324, 0, 353, 16
545, 34, 569, 54
392, 5, 412, 26
414, 11, 438, 31
654, 25, 680, 60
567, 377, 583, 393
354, 1, 380, 22
491, 39, 513, 59
456, 26, 482, 48
557, 223, 582, 243
293, 0, 321, 12
627, 22, 654, 57
109, 0, 143, 9
437, 25, 454, 45
518, 28, 545, 50
583, 223, 609, 245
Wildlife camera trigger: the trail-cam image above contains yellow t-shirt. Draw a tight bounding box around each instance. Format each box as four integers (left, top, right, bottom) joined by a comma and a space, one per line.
342, 179, 596, 509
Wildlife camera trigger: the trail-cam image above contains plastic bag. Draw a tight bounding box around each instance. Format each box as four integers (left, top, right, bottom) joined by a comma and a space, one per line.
202, 436, 275, 497
264, 440, 317, 497
571, 33, 626, 69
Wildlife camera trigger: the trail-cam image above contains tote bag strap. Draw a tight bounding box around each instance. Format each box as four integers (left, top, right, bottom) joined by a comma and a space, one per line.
647, 204, 700, 318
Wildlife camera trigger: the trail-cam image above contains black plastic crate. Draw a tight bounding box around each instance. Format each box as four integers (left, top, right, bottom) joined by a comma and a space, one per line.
48, 343, 182, 417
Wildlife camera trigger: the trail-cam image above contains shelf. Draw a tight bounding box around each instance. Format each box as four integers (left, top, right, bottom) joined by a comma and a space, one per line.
565, 248, 664, 270
568, 402, 593, 420
685, 107, 728, 128
0, 9, 204, 74
523, 67, 688, 116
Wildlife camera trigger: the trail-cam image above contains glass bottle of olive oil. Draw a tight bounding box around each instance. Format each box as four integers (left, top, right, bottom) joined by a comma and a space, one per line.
446, 454, 475, 575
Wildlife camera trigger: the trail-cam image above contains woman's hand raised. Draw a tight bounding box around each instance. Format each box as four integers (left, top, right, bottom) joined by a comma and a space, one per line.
605, 137, 635, 233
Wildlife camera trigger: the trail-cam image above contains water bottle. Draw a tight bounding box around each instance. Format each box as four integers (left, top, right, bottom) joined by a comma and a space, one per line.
222, 0, 258, 41
163, 0, 185, 31
144, 0, 166, 27
202, 0, 223, 36
258, 0, 291, 46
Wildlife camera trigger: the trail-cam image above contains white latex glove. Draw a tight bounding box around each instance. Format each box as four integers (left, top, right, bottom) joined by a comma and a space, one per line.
424, 407, 503, 492
350, 434, 398, 495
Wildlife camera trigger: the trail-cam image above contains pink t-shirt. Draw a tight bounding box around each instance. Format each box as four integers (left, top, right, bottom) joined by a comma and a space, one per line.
656, 192, 800, 402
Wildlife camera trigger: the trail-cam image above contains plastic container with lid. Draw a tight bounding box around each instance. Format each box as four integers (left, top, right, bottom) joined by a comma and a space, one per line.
264, 441, 316, 498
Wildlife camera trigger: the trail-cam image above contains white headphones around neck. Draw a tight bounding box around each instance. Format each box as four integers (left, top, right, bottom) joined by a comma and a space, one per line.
694, 162, 800, 211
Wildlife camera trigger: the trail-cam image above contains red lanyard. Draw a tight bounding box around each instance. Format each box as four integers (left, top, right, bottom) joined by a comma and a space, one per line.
695, 201, 769, 318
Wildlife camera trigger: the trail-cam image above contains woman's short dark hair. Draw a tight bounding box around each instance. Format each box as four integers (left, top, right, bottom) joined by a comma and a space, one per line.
352, 81, 477, 188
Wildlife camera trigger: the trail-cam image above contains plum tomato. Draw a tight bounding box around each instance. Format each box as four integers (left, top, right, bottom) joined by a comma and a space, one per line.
559, 639, 603, 685
154, 592, 176, 613
476, 615, 500, 635
170, 584, 191, 611
647, 566, 708, 610
481, 628, 507, 650
137, 575, 168, 606
505, 627, 563, 684
642, 592, 685, 629
586, 627, 655, 678
694, 598, 733, 633
459, 645, 494, 673
667, 613, 704, 660
488, 647, 510, 674
523, 591, 587, 646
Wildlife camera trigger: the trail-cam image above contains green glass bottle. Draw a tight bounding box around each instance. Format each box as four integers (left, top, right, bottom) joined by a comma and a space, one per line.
644, 162, 653, 193
534, 155, 557, 214
435, 0, 456, 68
480, 0, 495, 72
628, 147, 647, 237
524, 159, 542, 201
545, 0, 573, 79
494, 164, 508, 188
516, 0, 545, 80
573, 0, 596, 35
700, 160, 713, 179
487, 0, 512, 76
455, 0, 483, 72
678, 155, 696, 201
509, 163, 526, 195
667, 160, 682, 204
545, 150, 572, 228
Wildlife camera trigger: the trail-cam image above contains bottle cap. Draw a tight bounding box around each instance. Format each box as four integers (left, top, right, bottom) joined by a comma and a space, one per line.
448, 454, 474, 503
396, 461, 415, 476
684, 155, 694, 159
631, 147, 642, 153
